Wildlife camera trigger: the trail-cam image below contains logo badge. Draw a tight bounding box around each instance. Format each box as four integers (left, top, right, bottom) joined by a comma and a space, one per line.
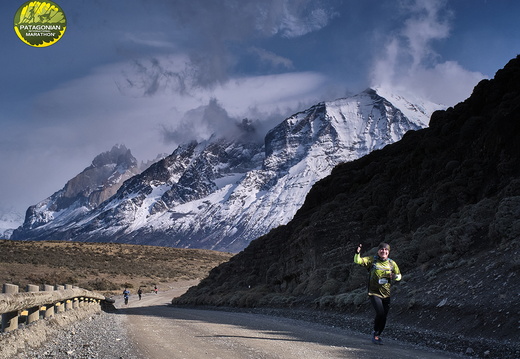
14, 1, 67, 47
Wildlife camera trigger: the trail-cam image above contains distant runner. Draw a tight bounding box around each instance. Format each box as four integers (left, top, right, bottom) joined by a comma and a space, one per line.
123, 288, 130, 305
354, 242, 402, 345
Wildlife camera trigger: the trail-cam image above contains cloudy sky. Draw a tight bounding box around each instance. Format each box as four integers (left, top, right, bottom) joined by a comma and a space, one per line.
1, 0, 519, 218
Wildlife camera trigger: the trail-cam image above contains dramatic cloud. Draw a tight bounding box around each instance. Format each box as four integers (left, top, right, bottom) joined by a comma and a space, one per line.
248, 47, 295, 70
370, 0, 485, 105
1, 0, 517, 217
160, 98, 258, 145
157, 71, 329, 145
156, 0, 337, 88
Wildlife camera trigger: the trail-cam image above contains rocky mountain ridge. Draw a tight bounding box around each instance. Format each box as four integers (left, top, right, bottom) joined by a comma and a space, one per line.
13, 88, 443, 252
14, 144, 140, 234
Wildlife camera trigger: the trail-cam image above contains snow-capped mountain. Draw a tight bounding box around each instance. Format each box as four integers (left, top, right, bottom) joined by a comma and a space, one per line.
0, 209, 24, 239
14, 144, 141, 234
12, 88, 444, 251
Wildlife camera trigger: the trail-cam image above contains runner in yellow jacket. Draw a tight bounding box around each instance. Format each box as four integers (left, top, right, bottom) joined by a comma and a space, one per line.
354, 242, 402, 345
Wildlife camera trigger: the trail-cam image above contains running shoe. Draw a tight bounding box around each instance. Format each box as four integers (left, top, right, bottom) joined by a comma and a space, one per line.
372, 335, 383, 345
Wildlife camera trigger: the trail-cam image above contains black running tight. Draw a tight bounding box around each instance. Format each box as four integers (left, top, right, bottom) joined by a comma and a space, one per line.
369, 295, 391, 335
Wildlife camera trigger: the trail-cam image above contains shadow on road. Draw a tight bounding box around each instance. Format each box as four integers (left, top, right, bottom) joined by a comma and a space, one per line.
113, 303, 460, 359
202, 333, 305, 342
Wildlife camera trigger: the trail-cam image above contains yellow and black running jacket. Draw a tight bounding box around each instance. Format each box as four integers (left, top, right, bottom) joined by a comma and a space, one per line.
354, 254, 402, 298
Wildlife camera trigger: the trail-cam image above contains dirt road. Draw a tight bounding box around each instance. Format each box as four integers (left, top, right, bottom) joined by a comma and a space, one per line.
115, 282, 461, 359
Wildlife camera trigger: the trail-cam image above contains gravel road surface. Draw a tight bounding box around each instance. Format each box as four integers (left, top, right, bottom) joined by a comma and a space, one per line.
7, 281, 465, 358
117, 282, 462, 359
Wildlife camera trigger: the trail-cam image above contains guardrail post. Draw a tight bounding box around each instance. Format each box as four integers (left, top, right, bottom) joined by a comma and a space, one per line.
26, 284, 40, 325
1, 283, 106, 339
56, 285, 65, 313
43, 285, 55, 318
65, 284, 74, 311
2, 284, 19, 332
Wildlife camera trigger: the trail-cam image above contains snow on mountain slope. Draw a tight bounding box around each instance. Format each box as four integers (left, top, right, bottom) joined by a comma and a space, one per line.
12, 89, 444, 251
373, 86, 445, 127
13, 145, 141, 234
0, 209, 23, 239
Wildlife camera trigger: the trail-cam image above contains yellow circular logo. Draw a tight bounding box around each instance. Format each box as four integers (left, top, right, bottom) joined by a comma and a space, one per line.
14, 1, 67, 47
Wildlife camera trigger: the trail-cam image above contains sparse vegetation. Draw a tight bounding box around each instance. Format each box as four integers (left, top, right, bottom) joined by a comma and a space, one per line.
0, 240, 233, 296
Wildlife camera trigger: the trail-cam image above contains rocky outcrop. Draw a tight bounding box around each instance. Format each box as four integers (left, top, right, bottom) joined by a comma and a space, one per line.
13, 145, 140, 235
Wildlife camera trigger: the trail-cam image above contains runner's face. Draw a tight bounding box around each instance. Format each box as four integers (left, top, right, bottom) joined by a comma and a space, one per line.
378, 248, 389, 260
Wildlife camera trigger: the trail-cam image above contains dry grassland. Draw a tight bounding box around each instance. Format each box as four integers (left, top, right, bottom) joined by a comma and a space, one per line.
0, 240, 233, 296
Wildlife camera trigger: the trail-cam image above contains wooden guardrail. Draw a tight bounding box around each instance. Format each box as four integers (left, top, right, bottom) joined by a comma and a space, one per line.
0, 283, 107, 333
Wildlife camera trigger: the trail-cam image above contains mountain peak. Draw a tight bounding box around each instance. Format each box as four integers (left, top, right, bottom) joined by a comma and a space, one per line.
92, 144, 136, 169
371, 86, 446, 127
0, 208, 24, 239
14, 145, 141, 233
12, 89, 441, 251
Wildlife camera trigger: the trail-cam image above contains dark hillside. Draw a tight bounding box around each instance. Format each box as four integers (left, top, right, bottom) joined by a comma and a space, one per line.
174, 56, 520, 352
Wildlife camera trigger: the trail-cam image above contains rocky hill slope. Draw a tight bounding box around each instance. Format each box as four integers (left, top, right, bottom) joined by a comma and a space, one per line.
13, 89, 441, 252
14, 145, 140, 234
174, 56, 520, 353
